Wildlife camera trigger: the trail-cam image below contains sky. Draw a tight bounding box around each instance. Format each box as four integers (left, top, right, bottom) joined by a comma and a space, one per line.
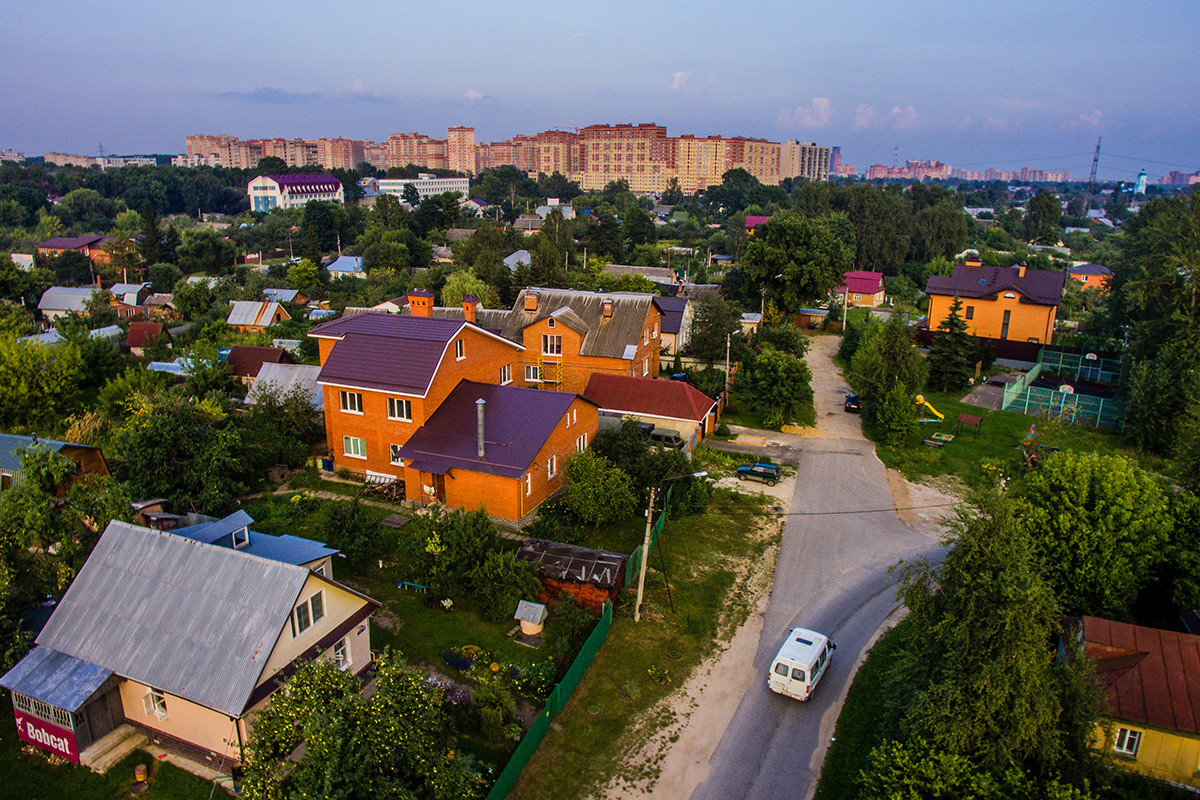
2, 0, 1197, 182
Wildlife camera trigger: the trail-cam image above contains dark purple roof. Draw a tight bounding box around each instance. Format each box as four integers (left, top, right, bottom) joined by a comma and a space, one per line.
312, 314, 466, 395
38, 235, 111, 249
397, 381, 588, 478
409, 288, 435, 298
653, 296, 688, 335
1069, 263, 1112, 277
925, 265, 1066, 306
267, 173, 340, 189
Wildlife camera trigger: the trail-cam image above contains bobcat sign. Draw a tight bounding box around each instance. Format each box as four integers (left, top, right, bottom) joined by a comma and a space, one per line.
13, 709, 78, 763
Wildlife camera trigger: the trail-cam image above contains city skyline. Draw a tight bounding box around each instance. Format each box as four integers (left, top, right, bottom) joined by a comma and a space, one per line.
2, 1, 1196, 182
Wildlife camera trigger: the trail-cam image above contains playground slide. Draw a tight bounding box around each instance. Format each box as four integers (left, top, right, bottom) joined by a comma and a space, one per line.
915, 394, 944, 420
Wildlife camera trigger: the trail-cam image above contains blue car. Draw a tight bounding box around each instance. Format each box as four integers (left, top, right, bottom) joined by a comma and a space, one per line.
844, 394, 861, 413
737, 463, 782, 486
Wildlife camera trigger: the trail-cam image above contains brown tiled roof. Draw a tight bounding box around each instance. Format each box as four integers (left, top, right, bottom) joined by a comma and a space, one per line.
225, 345, 294, 379
1079, 616, 1200, 734
583, 374, 716, 424
925, 265, 1066, 306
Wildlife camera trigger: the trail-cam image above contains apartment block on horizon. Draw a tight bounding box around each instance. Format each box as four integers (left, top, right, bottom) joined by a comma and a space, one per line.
781, 141, 830, 182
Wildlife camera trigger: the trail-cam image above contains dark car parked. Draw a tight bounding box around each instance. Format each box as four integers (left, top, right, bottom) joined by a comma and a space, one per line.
844, 394, 861, 413
736, 462, 782, 486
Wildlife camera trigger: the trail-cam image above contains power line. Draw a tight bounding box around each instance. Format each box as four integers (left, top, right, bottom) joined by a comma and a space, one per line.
951, 152, 1093, 168
1104, 152, 1197, 170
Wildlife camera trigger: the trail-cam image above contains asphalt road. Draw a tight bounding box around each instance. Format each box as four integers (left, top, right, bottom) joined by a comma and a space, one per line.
689, 340, 946, 800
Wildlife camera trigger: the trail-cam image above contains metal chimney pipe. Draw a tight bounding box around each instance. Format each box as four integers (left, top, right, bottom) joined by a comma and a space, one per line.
476, 398, 486, 458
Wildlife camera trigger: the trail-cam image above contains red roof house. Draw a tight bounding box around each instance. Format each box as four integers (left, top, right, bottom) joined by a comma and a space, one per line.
225, 345, 296, 383
583, 374, 719, 455
125, 322, 170, 357
1070, 616, 1200, 788
836, 270, 885, 308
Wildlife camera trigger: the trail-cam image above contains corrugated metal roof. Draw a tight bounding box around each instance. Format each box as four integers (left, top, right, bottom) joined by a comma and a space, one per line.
35, 521, 311, 717
0, 646, 113, 711
38, 286, 97, 312
0, 435, 70, 472
262, 288, 301, 303
226, 301, 285, 328
505, 288, 655, 360
246, 363, 324, 410
603, 264, 675, 283
397, 380, 585, 479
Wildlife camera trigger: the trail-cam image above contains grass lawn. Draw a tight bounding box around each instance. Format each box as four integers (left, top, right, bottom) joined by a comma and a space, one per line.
812, 618, 913, 800
507, 488, 776, 800
875, 388, 1168, 491
239, 492, 392, 541
0, 696, 220, 800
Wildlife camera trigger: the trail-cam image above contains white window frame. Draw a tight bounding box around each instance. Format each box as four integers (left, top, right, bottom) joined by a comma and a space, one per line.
546, 455, 557, 479
1113, 727, 1141, 757
333, 637, 351, 671
500, 364, 511, 385
525, 473, 532, 496
525, 364, 542, 383
455, 339, 465, 361
339, 390, 363, 414
387, 397, 412, 421
143, 688, 168, 721
576, 433, 588, 452
853, 293, 861, 302
652, 323, 658, 338
389, 444, 404, 465
343, 436, 367, 459
644, 328, 649, 344
643, 358, 649, 376
542, 334, 561, 355
232, 527, 250, 550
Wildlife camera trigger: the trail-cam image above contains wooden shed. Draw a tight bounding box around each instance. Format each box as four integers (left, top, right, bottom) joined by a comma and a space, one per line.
516, 539, 629, 614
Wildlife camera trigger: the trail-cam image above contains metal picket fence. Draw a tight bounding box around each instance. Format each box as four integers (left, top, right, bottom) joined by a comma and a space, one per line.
1000, 351, 1126, 430
484, 599, 613, 800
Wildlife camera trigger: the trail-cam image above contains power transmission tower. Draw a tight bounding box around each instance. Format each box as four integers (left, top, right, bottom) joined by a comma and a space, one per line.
1088, 137, 1102, 191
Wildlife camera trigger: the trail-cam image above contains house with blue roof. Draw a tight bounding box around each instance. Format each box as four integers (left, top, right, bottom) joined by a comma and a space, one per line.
326, 255, 365, 279
170, 510, 338, 575
0, 434, 109, 491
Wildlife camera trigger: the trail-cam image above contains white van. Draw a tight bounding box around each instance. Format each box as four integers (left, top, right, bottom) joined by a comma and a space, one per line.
767, 627, 836, 701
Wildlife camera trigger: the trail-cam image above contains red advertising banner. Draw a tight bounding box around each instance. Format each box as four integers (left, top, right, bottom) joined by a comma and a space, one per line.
13, 709, 79, 763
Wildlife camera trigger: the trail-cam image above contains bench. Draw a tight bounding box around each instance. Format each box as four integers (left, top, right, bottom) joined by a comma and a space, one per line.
397, 580, 428, 593
922, 437, 946, 448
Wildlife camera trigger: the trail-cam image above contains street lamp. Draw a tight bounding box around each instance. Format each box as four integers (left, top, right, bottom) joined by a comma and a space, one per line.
634, 471, 708, 622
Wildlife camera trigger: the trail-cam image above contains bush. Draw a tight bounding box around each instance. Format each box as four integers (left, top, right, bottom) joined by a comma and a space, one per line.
474, 683, 519, 744
513, 659, 557, 697
716, 422, 731, 437
470, 550, 541, 623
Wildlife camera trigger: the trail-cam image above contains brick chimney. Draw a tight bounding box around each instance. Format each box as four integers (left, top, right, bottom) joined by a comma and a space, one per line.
461, 293, 479, 325
602, 298, 614, 319
408, 288, 435, 317
1017, 263, 1027, 278
524, 291, 539, 312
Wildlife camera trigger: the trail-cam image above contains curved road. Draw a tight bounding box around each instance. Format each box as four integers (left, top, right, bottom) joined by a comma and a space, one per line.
690, 336, 946, 800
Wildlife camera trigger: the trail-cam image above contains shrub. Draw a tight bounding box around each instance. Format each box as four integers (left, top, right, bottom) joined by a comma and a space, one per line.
474, 683, 518, 744
470, 550, 541, 623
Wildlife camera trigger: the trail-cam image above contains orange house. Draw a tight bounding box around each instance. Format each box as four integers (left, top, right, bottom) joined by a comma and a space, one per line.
1068, 263, 1112, 291
396, 380, 599, 523
226, 300, 291, 334
36, 235, 113, 265
925, 264, 1065, 344
309, 308, 523, 481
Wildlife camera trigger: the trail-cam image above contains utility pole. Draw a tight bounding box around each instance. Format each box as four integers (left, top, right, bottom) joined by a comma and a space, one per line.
634, 486, 656, 623
724, 332, 732, 397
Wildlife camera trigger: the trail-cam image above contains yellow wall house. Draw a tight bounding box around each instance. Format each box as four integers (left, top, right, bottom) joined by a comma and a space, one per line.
924, 263, 1066, 344
0, 521, 378, 773
1070, 616, 1200, 790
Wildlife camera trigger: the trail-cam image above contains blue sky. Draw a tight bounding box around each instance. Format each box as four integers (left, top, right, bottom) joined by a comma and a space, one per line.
2, 0, 1196, 181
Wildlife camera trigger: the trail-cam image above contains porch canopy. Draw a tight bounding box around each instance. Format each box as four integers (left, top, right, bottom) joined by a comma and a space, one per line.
0, 646, 112, 712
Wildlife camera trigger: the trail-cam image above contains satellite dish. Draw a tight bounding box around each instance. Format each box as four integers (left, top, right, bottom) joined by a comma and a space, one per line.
1084, 352, 1097, 361
1059, 384, 1074, 394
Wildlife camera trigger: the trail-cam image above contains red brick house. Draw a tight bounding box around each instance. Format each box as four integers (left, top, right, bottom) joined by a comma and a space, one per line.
309, 310, 524, 481
395, 380, 599, 523
37, 235, 113, 265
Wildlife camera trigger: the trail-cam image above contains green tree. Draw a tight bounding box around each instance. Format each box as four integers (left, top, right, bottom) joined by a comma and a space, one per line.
52, 249, 94, 284
169, 275, 214, 318
888, 492, 1101, 783
849, 312, 927, 439
286, 258, 320, 291
176, 227, 235, 275
138, 202, 162, 265
0, 338, 85, 430
470, 549, 541, 623
402, 182, 420, 206
0, 253, 31, 301
441, 269, 490, 308
1025, 190, 1062, 245
622, 206, 656, 252
240, 652, 484, 800
926, 296, 976, 392
741, 212, 854, 314
911, 200, 969, 263
686, 291, 743, 367
1011, 451, 1171, 617
561, 449, 637, 530
320, 498, 381, 567
373, 193, 408, 229
146, 262, 182, 294
740, 348, 813, 430
873, 383, 917, 446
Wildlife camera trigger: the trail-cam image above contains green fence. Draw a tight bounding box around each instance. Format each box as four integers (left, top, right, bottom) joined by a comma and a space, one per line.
624, 501, 668, 590
484, 599, 613, 800
1000, 352, 1125, 430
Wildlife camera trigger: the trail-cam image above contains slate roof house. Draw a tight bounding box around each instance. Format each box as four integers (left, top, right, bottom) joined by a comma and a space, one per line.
584, 373, 719, 455
308, 306, 524, 482
395, 380, 598, 523
0, 521, 377, 770
245, 363, 324, 411
516, 539, 628, 613
226, 300, 290, 333
1067, 616, 1200, 790
0, 434, 109, 491
37, 286, 99, 320
107, 282, 151, 318
326, 255, 365, 279
1068, 263, 1113, 291
924, 263, 1066, 344
262, 287, 308, 305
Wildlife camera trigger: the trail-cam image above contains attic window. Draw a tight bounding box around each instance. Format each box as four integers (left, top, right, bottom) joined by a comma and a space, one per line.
1004, 292, 1016, 299
547, 318, 556, 328
232, 527, 250, 549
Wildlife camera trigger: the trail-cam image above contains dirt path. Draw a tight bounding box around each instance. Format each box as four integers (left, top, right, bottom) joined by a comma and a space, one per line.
600, 334, 957, 800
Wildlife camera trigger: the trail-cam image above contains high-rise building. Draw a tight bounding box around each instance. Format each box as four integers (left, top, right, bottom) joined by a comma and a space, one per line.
447, 126, 477, 175
385, 132, 447, 171
780, 141, 830, 182
317, 138, 366, 171
577, 123, 669, 193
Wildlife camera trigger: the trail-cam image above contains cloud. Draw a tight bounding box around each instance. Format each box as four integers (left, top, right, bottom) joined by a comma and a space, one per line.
464, 88, 487, 102
217, 87, 320, 104
343, 78, 391, 104
853, 104, 877, 129
670, 71, 692, 93
776, 98, 833, 129
889, 105, 919, 129
1066, 109, 1103, 129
